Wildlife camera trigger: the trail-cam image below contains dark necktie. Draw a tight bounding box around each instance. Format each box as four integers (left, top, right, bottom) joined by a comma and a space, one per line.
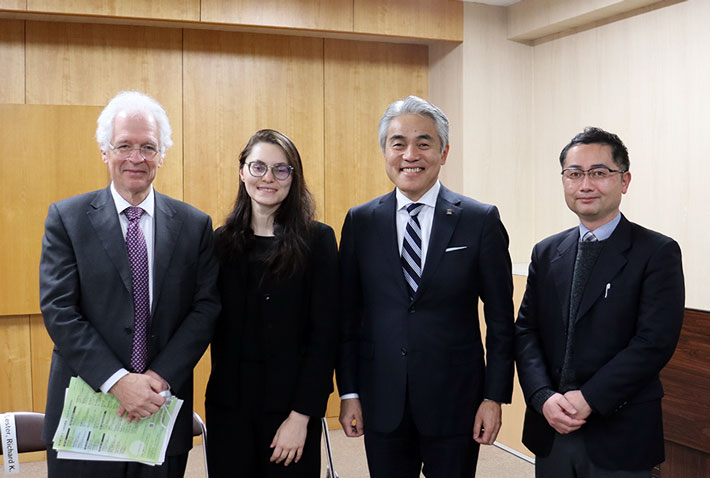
125, 206, 150, 373
401, 203, 424, 298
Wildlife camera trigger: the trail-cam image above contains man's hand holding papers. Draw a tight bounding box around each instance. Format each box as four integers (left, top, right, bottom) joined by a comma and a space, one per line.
52, 377, 182, 465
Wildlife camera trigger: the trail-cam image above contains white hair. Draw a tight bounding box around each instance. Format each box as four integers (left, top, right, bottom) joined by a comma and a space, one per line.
95, 91, 173, 156
378, 95, 449, 154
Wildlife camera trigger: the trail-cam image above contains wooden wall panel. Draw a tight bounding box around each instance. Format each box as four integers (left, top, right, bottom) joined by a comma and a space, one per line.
497, 275, 533, 458
0, 0, 24, 9
0, 105, 105, 315
354, 0, 462, 41
660, 440, 710, 477
323, 39, 428, 232
201, 0, 352, 31
25, 22, 182, 107
25, 21, 184, 199
0, 19, 25, 104
30, 314, 53, 414
661, 309, 710, 455
183, 30, 325, 226
476, 275, 531, 457
27, 0, 199, 21
0, 316, 33, 412
324, 381, 341, 429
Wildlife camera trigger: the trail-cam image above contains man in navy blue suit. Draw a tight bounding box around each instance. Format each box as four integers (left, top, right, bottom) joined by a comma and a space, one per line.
336, 96, 515, 477
515, 127, 684, 477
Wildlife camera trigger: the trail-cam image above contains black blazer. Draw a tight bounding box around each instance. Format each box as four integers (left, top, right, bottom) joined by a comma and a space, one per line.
206, 221, 339, 418
336, 185, 515, 436
39, 186, 221, 455
515, 215, 685, 470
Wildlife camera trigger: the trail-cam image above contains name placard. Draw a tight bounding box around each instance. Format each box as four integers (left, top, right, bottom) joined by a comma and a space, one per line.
1, 413, 19, 474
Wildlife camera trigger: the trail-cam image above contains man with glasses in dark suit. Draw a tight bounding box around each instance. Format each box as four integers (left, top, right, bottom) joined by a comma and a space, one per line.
516, 127, 684, 477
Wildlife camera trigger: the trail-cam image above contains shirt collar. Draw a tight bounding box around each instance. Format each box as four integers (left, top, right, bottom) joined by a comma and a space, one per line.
579, 212, 621, 242
396, 180, 441, 211
110, 182, 155, 217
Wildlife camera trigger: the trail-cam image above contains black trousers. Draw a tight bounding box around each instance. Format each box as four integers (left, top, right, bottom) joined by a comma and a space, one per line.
364, 399, 479, 478
47, 446, 188, 478
206, 361, 322, 478
535, 431, 651, 478
207, 406, 322, 478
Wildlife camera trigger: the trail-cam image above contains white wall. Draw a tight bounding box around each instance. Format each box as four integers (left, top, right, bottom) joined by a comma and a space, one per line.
530, 0, 709, 310
429, 0, 709, 456
440, 0, 709, 310
461, 4, 534, 263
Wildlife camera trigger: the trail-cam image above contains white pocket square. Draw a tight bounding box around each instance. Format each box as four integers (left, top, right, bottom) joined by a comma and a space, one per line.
445, 246, 467, 252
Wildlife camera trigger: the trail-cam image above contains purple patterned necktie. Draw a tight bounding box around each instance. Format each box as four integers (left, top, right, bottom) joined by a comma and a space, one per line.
125, 206, 150, 373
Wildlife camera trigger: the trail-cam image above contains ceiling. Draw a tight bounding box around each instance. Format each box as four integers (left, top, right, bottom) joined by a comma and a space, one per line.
461, 0, 520, 6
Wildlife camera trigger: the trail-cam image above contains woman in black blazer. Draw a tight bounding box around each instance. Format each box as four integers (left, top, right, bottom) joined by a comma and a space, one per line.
205, 129, 339, 477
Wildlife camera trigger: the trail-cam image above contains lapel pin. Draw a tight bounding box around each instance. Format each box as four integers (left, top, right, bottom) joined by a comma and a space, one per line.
604, 283, 611, 298
446, 208, 453, 215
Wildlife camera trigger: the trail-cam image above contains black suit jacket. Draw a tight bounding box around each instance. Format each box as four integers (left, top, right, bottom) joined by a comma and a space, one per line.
336, 185, 514, 436
39, 186, 221, 455
205, 222, 339, 418
515, 214, 684, 470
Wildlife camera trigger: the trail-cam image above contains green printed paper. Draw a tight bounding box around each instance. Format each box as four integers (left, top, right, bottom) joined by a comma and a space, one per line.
52, 376, 182, 465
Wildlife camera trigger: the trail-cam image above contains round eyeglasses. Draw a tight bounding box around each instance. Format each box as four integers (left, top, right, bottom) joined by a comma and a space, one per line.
108, 143, 160, 161
561, 166, 626, 182
246, 160, 294, 180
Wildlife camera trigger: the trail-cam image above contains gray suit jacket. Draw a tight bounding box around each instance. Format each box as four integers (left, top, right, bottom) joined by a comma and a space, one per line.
39, 186, 220, 455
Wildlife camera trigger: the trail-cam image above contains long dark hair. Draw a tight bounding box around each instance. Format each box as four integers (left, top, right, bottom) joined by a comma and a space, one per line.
216, 129, 315, 279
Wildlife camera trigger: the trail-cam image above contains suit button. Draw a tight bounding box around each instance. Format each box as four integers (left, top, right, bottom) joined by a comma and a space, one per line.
124, 327, 132, 335
401, 347, 407, 356
264, 295, 270, 301
409, 307, 415, 314
555, 368, 562, 374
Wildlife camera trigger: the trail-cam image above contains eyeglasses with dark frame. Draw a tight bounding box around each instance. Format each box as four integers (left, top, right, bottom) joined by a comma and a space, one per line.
561, 166, 627, 182
108, 142, 160, 161
245, 160, 294, 180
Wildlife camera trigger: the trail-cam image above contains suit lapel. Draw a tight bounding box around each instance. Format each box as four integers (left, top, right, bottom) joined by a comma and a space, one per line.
550, 228, 578, 324
576, 216, 631, 321
373, 191, 409, 299
416, 186, 461, 300
152, 192, 183, 314
87, 187, 132, 294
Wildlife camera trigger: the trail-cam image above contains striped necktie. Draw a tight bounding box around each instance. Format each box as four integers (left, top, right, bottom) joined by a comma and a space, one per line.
582, 230, 598, 242
402, 203, 424, 298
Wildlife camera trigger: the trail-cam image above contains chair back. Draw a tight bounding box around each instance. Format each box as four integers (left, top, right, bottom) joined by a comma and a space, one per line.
192, 411, 209, 478
0, 412, 45, 454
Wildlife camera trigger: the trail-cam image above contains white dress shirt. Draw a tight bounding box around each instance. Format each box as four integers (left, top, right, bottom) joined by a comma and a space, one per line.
395, 180, 440, 270
100, 183, 156, 393
578, 212, 621, 242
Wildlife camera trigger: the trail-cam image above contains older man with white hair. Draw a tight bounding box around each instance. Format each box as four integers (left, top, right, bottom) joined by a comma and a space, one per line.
39, 91, 220, 478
